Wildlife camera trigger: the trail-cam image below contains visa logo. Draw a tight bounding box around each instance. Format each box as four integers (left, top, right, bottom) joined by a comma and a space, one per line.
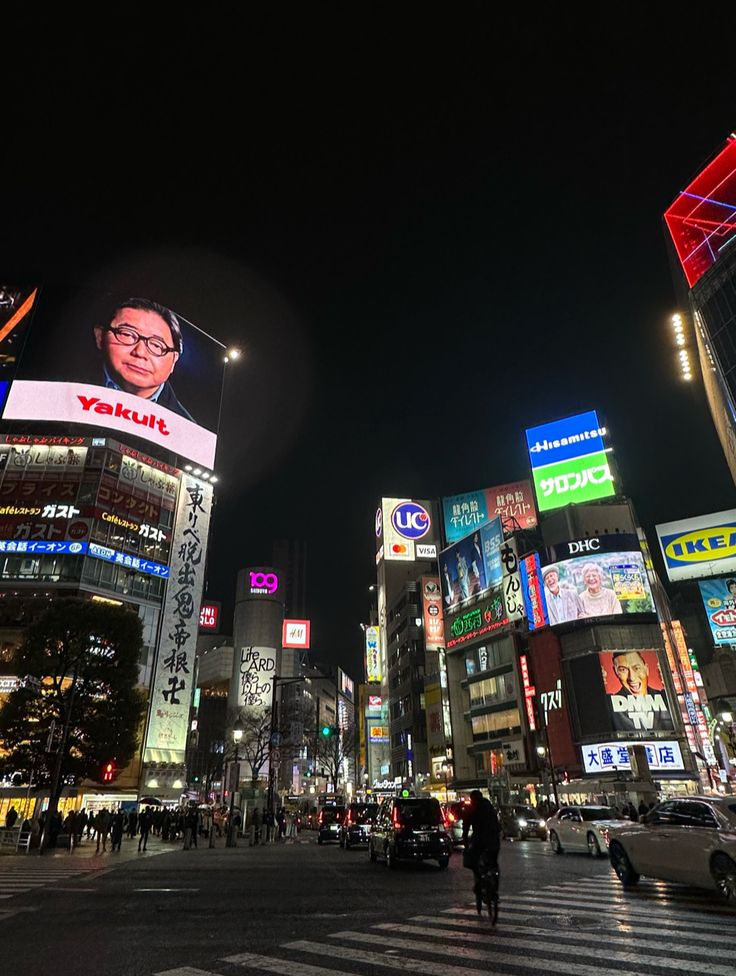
664, 526, 736, 563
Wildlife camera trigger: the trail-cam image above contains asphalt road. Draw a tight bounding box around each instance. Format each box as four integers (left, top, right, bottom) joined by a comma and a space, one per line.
1, 832, 732, 976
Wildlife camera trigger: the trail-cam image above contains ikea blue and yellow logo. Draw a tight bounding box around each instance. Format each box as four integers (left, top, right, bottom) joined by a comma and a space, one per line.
661, 522, 736, 567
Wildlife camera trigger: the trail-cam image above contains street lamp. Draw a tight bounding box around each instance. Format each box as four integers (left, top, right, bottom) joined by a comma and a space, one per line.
227, 719, 243, 848
441, 761, 450, 806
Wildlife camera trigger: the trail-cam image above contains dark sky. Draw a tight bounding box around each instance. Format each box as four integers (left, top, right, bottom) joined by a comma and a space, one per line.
3, 10, 736, 680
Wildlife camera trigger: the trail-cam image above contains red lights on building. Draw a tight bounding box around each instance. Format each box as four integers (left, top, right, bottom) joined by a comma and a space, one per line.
664, 137, 736, 288
519, 654, 536, 731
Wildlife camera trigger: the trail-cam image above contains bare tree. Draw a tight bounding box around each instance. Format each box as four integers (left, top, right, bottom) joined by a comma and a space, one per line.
230, 707, 272, 784
314, 721, 359, 790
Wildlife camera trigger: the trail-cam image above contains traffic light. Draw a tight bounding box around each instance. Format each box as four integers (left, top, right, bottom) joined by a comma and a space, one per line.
305, 768, 314, 778
101, 760, 117, 783
320, 725, 337, 737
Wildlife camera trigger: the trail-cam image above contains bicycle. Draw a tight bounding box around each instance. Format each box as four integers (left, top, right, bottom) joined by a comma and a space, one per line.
476, 853, 499, 924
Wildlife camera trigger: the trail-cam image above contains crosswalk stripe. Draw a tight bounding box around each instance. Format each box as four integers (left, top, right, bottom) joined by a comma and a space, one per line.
326, 928, 734, 976
542, 887, 733, 913
409, 913, 736, 946
282, 940, 499, 976
494, 893, 735, 923
445, 904, 730, 934
376, 921, 736, 965
555, 880, 728, 906
155, 969, 222, 976
224, 951, 367, 976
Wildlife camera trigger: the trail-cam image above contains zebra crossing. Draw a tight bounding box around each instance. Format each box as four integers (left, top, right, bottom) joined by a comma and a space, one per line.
0, 858, 95, 902
153, 874, 736, 976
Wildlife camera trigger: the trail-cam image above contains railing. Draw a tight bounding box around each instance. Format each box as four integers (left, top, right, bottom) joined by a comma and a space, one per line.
0, 827, 32, 853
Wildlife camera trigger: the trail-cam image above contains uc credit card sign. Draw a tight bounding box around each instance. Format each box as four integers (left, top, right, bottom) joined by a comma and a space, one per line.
656, 509, 736, 582
525, 410, 615, 513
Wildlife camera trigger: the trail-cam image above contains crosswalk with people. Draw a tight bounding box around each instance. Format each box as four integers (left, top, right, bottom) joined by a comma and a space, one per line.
152, 874, 736, 976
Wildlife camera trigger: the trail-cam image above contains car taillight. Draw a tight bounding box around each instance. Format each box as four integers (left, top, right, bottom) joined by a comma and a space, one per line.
392, 809, 402, 828
448, 812, 456, 823
600, 829, 610, 847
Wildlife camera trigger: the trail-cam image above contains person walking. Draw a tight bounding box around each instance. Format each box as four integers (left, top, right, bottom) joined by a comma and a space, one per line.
138, 807, 152, 851
5, 805, 18, 829
127, 809, 138, 839
250, 807, 261, 846
95, 808, 112, 853
111, 810, 124, 852
76, 809, 88, 845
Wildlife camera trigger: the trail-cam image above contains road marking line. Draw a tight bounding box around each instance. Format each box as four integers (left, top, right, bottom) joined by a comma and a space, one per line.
283, 940, 503, 976
497, 892, 736, 920
375, 922, 736, 966
224, 951, 362, 976
325, 930, 735, 976
408, 914, 736, 946
155, 969, 223, 976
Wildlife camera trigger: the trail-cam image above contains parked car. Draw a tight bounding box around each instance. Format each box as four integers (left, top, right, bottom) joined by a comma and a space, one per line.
547, 805, 626, 857
340, 802, 380, 848
317, 806, 345, 844
500, 804, 547, 840
608, 796, 736, 903
441, 800, 467, 846
369, 794, 452, 869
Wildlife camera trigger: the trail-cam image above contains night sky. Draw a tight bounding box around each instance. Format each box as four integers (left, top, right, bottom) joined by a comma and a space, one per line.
3, 11, 736, 681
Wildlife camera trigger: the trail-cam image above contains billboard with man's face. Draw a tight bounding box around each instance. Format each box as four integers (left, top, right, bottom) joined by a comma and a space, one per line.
1, 286, 226, 468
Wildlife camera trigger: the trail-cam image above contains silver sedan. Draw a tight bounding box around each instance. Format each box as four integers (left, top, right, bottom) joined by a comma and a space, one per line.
608, 795, 736, 903
546, 805, 628, 857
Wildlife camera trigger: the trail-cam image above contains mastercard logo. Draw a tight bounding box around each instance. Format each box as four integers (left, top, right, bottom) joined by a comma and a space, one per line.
391, 543, 408, 554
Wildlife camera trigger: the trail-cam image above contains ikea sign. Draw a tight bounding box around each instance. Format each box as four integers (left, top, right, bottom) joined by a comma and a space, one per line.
656, 509, 736, 582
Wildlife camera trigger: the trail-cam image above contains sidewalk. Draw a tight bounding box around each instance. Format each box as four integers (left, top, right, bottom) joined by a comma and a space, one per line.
4, 833, 175, 863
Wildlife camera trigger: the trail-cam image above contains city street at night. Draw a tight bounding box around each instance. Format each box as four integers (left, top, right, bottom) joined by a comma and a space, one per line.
1, 835, 734, 976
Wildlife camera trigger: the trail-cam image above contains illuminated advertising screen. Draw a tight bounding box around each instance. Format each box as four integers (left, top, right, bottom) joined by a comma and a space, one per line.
365, 625, 381, 683
2, 287, 226, 468
656, 509, 736, 582
439, 516, 503, 615
520, 552, 549, 630
664, 137, 736, 288
570, 650, 674, 737
442, 480, 537, 544
541, 538, 654, 625
445, 589, 507, 649
583, 741, 684, 775
525, 410, 615, 512
421, 576, 444, 650
378, 497, 436, 562
199, 602, 221, 632
698, 578, 736, 645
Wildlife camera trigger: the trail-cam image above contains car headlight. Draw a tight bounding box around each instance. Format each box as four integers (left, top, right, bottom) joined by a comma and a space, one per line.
538, 820, 545, 828
517, 818, 528, 827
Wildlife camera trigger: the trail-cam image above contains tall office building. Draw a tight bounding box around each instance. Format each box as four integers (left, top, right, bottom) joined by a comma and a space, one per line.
664, 135, 736, 484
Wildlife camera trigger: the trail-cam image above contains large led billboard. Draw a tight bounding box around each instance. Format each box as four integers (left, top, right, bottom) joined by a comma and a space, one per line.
442, 480, 536, 543
656, 509, 736, 582
541, 537, 654, 624
525, 410, 614, 512
570, 649, 674, 736
698, 579, 736, 645
2, 287, 226, 468
438, 516, 503, 614
664, 137, 736, 289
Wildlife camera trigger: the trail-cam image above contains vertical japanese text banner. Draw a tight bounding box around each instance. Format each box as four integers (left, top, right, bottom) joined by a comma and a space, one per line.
144, 475, 214, 762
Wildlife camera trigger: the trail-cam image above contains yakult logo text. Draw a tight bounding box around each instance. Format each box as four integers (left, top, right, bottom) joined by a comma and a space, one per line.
391, 501, 430, 540
249, 571, 279, 595
77, 395, 171, 435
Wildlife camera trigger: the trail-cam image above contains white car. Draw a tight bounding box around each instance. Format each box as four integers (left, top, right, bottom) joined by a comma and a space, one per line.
546, 805, 627, 857
608, 795, 736, 904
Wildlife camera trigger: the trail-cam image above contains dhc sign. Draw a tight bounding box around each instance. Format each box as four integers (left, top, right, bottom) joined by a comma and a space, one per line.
391, 501, 430, 540
656, 509, 736, 582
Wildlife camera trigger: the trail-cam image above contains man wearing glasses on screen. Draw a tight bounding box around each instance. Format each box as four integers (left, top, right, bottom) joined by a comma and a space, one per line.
94, 297, 194, 421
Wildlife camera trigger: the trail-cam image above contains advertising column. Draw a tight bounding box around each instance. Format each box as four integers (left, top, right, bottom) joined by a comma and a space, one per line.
142, 475, 214, 797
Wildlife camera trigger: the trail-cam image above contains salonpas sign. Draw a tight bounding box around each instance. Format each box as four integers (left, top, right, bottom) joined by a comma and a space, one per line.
525, 410, 615, 513
656, 509, 736, 582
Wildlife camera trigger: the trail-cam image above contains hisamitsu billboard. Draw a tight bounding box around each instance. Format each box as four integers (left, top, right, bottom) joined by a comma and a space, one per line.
656, 509, 736, 582
525, 410, 615, 512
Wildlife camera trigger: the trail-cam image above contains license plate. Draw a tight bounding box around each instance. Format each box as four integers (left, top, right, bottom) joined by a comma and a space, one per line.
417, 832, 429, 842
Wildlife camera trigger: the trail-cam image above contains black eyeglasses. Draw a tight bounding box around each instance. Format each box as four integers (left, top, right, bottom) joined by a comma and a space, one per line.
105, 325, 177, 357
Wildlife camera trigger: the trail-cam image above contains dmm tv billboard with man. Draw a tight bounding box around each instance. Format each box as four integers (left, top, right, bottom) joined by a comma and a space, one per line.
2, 285, 226, 468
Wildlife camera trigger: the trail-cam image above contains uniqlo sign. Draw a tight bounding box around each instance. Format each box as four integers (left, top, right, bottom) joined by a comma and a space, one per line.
282, 619, 311, 649
199, 602, 220, 632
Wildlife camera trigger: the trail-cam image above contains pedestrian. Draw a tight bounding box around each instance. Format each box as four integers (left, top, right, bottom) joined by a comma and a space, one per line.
251, 807, 261, 846
95, 808, 112, 853
277, 808, 286, 841
63, 810, 78, 850
638, 800, 648, 817
286, 810, 297, 840
138, 807, 152, 851
76, 809, 88, 844
264, 808, 275, 843
183, 807, 198, 850
5, 805, 18, 829
111, 810, 124, 852
127, 809, 138, 838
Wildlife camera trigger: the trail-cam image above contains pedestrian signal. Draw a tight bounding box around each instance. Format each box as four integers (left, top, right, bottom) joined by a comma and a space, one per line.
101, 760, 117, 783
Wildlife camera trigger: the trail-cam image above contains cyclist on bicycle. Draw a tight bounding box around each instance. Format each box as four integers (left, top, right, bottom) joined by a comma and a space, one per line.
462, 789, 500, 914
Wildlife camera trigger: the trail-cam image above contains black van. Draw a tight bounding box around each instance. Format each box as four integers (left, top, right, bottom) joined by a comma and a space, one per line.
368, 795, 452, 869
339, 802, 380, 849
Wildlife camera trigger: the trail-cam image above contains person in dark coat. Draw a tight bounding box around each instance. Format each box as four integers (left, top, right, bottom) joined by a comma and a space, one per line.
111, 811, 124, 852
138, 807, 152, 851
127, 809, 138, 838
